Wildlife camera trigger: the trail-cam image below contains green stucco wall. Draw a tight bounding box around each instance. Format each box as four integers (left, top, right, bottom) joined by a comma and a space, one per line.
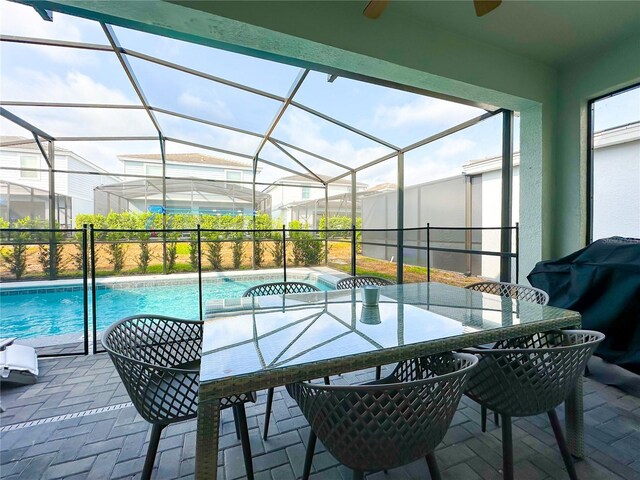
554, 32, 640, 257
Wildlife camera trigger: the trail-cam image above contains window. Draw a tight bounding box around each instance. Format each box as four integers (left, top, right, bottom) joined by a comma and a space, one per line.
226, 170, 242, 181
301, 187, 310, 199
20, 156, 40, 178
145, 164, 163, 177
588, 84, 640, 242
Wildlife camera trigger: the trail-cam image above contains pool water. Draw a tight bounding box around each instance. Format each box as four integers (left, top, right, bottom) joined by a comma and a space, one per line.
1, 277, 331, 339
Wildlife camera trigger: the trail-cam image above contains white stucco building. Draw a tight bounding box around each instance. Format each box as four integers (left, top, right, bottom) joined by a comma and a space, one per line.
0, 137, 117, 227
263, 174, 367, 226
93, 153, 267, 216
464, 121, 639, 278
362, 122, 639, 280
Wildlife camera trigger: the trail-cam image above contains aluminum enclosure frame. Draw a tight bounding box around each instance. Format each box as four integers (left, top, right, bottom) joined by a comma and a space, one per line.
0, 12, 514, 281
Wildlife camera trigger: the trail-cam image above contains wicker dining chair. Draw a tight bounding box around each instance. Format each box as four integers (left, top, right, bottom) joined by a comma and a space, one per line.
287, 352, 478, 480
242, 281, 325, 440
243, 281, 321, 297
465, 281, 549, 305
102, 315, 256, 480
465, 330, 604, 480
336, 275, 395, 380
336, 275, 394, 290
465, 280, 549, 430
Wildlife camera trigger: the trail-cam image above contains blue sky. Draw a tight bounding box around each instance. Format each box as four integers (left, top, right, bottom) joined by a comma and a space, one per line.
1, 1, 637, 189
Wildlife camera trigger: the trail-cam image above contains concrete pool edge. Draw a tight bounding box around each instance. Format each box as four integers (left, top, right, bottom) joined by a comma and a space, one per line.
0, 267, 347, 293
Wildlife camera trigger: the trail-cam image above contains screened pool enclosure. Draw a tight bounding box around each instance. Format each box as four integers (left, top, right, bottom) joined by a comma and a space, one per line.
1, 3, 519, 285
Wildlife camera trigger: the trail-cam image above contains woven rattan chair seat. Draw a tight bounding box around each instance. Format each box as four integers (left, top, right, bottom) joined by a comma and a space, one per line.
465, 330, 604, 417
336, 276, 394, 290
243, 281, 320, 297
287, 352, 477, 472
465, 281, 549, 305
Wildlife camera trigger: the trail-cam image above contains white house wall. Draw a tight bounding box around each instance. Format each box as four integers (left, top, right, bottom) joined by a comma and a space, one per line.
0, 150, 50, 192
479, 166, 520, 279
592, 139, 640, 240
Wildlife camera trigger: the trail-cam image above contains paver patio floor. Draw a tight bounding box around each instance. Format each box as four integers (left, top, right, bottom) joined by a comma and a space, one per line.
1, 354, 639, 479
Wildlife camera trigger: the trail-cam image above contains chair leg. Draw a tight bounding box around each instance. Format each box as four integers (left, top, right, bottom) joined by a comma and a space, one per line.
352, 470, 364, 480
263, 387, 274, 440
375, 365, 382, 380
141, 424, 164, 480
233, 406, 241, 440
548, 409, 578, 480
501, 415, 514, 480
303, 429, 317, 480
494, 410, 500, 427
234, 404, 254, 480
481, 404, 487, 432
323, 376, 330, 385
425, 452, 442, 480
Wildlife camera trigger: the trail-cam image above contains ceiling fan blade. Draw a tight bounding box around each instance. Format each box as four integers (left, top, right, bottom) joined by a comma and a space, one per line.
363, 0, 389, 19
473, 0, 502, 17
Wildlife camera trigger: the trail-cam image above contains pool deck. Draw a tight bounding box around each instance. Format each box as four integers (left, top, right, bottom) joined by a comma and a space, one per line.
1, 354, 639, 480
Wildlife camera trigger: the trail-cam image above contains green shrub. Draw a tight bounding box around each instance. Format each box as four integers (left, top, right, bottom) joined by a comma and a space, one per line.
0, 216, 39, 279
201, 215, 223, 270
289, 220, 323, 266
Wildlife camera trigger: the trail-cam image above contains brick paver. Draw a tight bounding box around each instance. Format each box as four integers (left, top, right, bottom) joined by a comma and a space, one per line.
1, 354, 639, 479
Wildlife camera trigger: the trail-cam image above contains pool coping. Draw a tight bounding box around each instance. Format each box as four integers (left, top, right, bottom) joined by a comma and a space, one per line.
0, 267, 348, 294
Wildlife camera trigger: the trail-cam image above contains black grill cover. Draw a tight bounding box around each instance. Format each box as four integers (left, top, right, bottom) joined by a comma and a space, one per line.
528, 237, 640, 374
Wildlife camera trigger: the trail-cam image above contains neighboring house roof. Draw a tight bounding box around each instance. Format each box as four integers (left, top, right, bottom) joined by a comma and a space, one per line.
267, 174, 367, 187
119, 153, 254, 169
0, 136, 71, 154
366, 183, 396, 193
0, 136, 111, 175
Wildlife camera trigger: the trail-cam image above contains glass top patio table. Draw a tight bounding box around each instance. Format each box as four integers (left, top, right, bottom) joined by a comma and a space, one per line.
195, 282, 583, 480
200, 281, 579, 384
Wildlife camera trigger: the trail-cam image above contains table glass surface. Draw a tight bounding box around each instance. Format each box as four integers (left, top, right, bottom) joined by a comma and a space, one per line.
200, 282, 577, 383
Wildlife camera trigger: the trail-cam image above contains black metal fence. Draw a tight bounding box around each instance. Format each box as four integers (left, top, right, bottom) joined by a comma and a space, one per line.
0, 224, 518, 357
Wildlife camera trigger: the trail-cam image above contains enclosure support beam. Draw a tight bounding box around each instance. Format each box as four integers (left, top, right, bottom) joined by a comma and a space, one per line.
397, 153, 404, 284
326, 110, 501, 185
33, 134, 51, 168
160, 136, 167, 275
465, 176, 473, 276
351, 172, 357, 272
48, 140, 56, 279
500, 110, 514, 282
253, 69, 309, 166
252, 177, 256, 270
292, 101, 400, 151
0, 107, 54, 141
269, 139, 324, 185
101, 24, 164, 136
324, 185, 329, 266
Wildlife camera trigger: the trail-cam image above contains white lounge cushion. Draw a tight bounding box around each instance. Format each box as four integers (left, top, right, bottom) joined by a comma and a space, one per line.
0, 344, 39, 378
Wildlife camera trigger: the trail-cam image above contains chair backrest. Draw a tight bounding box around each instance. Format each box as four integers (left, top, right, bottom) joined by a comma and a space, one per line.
335, 276, 394, 290
102, 315, 202, 425
465, 281, 549, 305
465, 330, 604, 417
242, 281, 320, 297
287, 352, 477, 472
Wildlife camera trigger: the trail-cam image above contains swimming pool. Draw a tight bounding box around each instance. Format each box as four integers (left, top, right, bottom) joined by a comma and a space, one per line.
1, 274, 332, 340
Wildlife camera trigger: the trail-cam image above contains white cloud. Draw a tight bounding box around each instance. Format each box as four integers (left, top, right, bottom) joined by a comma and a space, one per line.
1, 69, 154, 171
276, 109, 390, 178
373, 97, 481, 129
177, 92, 233, 122
0, 2, 102, 65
